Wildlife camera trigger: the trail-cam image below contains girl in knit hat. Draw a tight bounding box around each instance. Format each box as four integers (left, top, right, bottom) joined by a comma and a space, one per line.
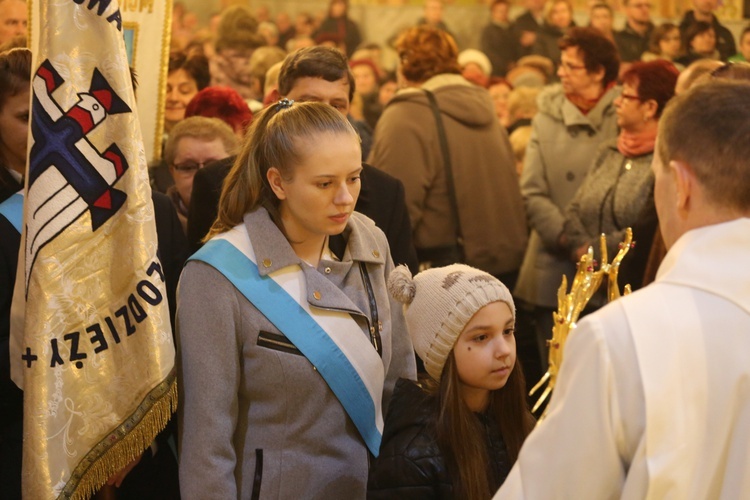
368, 264, 535, 500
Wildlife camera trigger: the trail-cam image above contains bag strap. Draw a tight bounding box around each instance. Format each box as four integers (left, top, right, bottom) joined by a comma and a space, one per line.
423, 89, 464, 252
358, 261, 382, 357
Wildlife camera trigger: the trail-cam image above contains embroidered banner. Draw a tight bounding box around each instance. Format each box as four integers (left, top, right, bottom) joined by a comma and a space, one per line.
11, 0, 176, 498
120, 0, 172, 162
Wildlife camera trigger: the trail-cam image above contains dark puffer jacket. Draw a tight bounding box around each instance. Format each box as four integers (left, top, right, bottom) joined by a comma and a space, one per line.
368, 378, 511, 499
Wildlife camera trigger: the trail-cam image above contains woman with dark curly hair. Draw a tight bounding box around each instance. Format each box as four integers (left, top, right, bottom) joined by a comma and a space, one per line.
368, 26, 528, 287
164, 50, 210, 133
514, 27, 620, 373
676, 21, 719, 67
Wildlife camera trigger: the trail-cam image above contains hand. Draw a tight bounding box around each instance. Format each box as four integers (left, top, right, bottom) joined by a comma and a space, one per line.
106, 453, 143, 488
520, 31, 537, 47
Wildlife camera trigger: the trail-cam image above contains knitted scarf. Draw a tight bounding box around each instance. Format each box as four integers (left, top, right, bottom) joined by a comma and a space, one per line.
566, 81, 616, 115
617, 126, 657, 158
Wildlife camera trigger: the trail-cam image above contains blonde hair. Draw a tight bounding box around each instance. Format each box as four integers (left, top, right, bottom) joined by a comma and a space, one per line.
507, 87, 540, 122
249, 46, 287, 87
206, 101, 360, 240
543, 0, 573, 24
164, 116, 238, 167
263, 61, 283, 97
509, 126, 533, 176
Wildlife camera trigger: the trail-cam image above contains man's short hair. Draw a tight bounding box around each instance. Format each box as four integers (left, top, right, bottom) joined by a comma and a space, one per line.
658, 81, 750, 212
278, 46, 355, 101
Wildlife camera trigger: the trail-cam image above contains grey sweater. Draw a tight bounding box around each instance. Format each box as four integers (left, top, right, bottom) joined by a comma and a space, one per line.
564, 141, 655, 259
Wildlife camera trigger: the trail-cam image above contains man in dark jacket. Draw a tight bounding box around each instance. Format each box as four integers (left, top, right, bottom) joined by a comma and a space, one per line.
512, 0, 546, 57
614, 0, 655, 62
481, 0, 519, 76
679, 0, 737, 61
188, 46, 419, 273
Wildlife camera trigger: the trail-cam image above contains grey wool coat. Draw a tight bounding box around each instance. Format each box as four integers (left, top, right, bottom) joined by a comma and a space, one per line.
514, 84, 620, 308
176, 208, 417, 499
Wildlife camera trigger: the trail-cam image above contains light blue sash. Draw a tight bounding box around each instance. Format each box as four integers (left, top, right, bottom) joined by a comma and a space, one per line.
0, 192, 23, 233
189, 224, 385, 455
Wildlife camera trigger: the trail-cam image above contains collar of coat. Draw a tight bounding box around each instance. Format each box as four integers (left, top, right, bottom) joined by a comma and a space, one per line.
243, 207, 386, 277
537, 83, 620, 131
397, 73, 473, 97
656, 217, 750, 315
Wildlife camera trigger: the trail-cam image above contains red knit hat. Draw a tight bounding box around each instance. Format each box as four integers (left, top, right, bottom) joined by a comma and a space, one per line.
185, 86, 253, 135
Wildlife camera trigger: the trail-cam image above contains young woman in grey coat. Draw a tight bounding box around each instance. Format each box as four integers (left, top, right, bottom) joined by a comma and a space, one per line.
176, 100, 417, 499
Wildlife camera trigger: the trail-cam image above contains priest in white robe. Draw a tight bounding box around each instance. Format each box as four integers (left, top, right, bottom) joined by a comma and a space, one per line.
494, 80, 750, 500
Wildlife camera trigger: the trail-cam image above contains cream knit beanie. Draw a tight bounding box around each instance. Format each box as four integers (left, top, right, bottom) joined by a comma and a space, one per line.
388, 264, 515, 381
458, 49, 493, 77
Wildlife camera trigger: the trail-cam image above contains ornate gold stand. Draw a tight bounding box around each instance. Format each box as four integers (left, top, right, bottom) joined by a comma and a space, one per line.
529, 228, 635, 419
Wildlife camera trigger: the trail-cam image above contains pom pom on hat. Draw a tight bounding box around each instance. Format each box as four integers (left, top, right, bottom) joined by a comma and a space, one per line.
390, 264, 515, 381
388, 265, 416, 305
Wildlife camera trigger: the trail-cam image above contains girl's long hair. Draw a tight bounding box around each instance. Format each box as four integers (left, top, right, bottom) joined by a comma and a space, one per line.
205, 100, 359, 241
425, 351, 535, 500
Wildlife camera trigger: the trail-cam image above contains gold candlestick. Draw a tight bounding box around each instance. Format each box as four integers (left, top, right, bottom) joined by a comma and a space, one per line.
529, 228, 635, 418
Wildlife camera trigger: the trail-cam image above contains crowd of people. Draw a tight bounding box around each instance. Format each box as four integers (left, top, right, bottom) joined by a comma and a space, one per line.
2, 0, 750, 498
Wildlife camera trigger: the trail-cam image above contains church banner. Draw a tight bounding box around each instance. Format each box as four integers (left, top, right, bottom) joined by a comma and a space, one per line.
11, 0, 176, 498
121, 0, 173, 162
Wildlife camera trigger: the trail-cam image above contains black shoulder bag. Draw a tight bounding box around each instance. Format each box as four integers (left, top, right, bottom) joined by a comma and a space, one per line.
418, 89, 465, 269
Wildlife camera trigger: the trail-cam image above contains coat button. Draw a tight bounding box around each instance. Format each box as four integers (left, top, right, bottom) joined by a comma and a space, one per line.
324, 267, 332, 274
313, 291, 322, 300
372, 250, 380, 258
566, 172, 575, 182
262, 259, 272, 268
313, 366, 318, 371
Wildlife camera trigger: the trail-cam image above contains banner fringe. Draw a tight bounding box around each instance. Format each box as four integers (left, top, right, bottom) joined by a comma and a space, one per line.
64, 377, 177, 500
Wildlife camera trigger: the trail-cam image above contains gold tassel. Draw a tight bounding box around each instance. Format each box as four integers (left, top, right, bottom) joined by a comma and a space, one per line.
57, 372, 178, 500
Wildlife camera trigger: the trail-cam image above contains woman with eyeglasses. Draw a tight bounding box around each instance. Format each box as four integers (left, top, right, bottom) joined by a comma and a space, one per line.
164, 116, 238, 233
561, 60, 679, 304
514, 28, 620, 378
